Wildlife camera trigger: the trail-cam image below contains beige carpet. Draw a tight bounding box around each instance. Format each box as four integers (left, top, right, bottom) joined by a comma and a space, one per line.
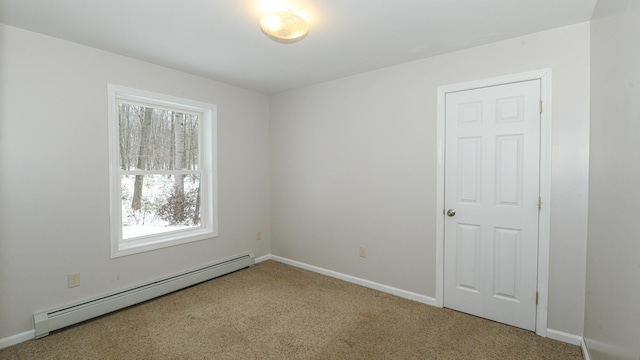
1, 260, 583, 359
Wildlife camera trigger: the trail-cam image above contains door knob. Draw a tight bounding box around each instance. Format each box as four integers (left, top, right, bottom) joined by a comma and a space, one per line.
446, 209, 456, 217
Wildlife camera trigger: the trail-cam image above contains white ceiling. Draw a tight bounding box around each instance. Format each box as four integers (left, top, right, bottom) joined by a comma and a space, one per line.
0, 0, 597, 94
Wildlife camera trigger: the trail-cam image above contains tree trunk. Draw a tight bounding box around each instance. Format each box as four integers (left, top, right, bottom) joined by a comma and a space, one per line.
131, 107, 153, 212
193, 183, 201, 225
169, 113, 175, 170
118, 104, 129, 170
173, 112, 186, 223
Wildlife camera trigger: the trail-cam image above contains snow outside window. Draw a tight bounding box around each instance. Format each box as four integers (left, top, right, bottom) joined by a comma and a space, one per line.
108, 85, 218, 257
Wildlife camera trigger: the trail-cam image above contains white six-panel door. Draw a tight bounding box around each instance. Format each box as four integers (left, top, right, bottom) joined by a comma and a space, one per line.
443, 80, 541, 331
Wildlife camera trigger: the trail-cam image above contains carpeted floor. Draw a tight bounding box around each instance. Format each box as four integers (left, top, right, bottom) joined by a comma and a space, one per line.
1, 260, 583, 359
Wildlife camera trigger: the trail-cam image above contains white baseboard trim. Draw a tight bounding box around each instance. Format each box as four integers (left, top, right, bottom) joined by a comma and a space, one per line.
0, 330, 35, 349
254, 254, 273, 263
580, 337, 591, 360
267, 255, 437, 306
547, 328, 583, 346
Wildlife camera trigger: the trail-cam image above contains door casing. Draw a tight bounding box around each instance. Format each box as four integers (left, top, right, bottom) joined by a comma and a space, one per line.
435, 69, 552, 337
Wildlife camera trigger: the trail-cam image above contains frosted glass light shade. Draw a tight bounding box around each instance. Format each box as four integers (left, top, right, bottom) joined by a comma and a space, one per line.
260, 12, 308, 43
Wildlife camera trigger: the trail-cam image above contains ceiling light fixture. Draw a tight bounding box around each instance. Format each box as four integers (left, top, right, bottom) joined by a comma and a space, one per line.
260, 11, 309, 43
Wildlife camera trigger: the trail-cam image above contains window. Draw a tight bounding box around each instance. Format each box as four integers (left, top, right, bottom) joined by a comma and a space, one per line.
108, 85, 217, 257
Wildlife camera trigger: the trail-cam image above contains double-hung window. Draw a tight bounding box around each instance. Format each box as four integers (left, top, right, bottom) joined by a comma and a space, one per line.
108, 85, 217, 257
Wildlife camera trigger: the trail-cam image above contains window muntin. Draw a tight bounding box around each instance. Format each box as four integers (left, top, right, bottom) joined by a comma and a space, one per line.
108, 85, 217, 257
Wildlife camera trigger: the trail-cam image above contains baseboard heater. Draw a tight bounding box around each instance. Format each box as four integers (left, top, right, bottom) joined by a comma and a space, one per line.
34, 252, 255, 338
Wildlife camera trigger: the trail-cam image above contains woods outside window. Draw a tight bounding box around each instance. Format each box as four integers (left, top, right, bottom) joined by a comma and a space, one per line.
108, 85, 217, 257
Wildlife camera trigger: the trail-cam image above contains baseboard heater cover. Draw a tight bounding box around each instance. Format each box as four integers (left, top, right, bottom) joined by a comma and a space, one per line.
34, 252, 254, 338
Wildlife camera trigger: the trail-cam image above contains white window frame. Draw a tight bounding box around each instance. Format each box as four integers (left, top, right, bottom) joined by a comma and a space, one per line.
108, 84, 218, 258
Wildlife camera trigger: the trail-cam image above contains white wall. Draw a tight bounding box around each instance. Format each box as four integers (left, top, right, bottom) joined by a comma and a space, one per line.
585, 0, 640, 358
270, 22, 590, 336
0, 24, 270, 339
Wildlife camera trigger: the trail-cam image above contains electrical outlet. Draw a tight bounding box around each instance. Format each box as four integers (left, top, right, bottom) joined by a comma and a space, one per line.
359, 246, 367, 258
68, 272, 80, 288
256, 231, 262, 241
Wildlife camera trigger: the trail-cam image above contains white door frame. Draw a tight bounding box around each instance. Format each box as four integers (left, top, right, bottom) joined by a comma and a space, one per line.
435, 69, 552, 337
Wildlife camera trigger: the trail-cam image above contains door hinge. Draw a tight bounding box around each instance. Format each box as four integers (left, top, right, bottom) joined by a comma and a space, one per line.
536, 292, 539, 305
539, 100, 543, 114
537, 197, 541, 210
